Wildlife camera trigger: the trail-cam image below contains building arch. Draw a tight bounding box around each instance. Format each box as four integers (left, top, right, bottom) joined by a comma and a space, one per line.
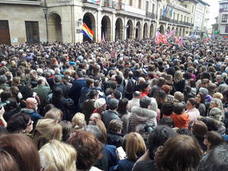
101, 15, 111, 41
150, 24, 154, 38
143, 23, 148, 39
159, 25, 165, 34
135, 21, 141, 40
48, 13, 62, 42
115, 18, 124, 41
83, 12, 96, 42
126, 20, 133, 39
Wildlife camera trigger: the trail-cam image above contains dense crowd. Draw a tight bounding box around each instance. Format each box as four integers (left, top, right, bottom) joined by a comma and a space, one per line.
0, 39, 228, 171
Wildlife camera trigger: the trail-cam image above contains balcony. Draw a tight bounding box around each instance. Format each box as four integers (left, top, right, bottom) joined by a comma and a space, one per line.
0, 0, 41, 5
83, 0, 100, 5
146, 12, 156, 19
103, 0, 115, 8
160, 16, 170, 22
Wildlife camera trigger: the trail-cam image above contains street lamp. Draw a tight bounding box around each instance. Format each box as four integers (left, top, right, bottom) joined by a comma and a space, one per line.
43, 0, 49, 42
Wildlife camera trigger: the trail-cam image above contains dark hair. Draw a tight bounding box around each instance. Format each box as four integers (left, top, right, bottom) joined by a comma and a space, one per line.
115, 75, 123, 85
188, 98, 198, 106
67, 130, 103, 170
7, 112, 31, 133
158, 118, 174, 128
148, 125, 177, 159
108, 119, 123, 133
173, 103, 186, 114
205, 131, 223, 150
160, 103, 173, 116
0, 134, 41, 171
113, 90, 122, 100
156, 135, 202, 171
177, 128, 193, 136
117, 98, 128, 115
140, 96, 151, 108
198, 144, 228, 171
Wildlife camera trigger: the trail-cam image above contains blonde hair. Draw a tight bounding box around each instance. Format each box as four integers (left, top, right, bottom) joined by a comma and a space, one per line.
44, 108, 63, 122
72, 113, 86, 129
34, 119, 62, 149
39, 140, 77, 171
213, 92, 224, 101
124, 132, 146, 161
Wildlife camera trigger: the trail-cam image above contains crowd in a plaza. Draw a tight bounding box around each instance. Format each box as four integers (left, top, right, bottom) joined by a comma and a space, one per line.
0, 38, 228, 171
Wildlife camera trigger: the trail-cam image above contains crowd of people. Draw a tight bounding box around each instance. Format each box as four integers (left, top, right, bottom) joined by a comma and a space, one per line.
0, 39, 228, 171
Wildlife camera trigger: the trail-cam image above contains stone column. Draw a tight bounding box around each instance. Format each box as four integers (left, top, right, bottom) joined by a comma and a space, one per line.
97, 10, 102, 42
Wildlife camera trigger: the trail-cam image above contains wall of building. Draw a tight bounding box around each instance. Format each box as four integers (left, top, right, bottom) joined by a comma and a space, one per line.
0, 4, 46, 44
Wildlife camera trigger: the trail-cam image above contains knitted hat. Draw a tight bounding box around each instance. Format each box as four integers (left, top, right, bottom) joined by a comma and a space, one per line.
199, 87, 209, 96
94, 98, 106, 109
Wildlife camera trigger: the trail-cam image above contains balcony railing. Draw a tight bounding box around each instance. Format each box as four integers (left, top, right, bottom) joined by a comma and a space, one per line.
146, 12, 156, 19
83, 0, 100, 5
103, 0, 116, 8
160, 16, 170, 22
0, 0, 41, 5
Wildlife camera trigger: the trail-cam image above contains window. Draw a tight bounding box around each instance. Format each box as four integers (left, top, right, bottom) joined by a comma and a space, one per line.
138, 0, 142, 9
0, 20, 10, 45
225, 25, 228, 33
177, 14, 179, 21
130, 0, 133, 6
25, 21, 40, 43
146, 1, 149, 12
222, 14, 228, 22
152, 4, 155, 14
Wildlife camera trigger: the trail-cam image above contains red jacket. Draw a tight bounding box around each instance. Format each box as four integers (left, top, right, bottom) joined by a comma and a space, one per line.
171, 113, 189, 128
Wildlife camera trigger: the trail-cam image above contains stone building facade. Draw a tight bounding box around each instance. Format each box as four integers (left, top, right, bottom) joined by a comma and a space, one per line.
0, 0, 203, 44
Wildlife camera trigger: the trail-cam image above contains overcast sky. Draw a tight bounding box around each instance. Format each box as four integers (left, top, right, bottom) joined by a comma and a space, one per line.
206, 0, 219, 28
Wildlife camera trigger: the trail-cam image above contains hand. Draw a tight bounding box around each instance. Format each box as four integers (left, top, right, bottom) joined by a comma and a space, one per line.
0, 107, 5, 118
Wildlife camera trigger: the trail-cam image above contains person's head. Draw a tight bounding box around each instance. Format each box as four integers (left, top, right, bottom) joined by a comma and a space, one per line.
174, 71, 183, 82
158, 117, 174, 128
25, 97, 38, 110
7, 112, 33, 133
107, 98, 119, 110
156, 135, 202, 171
191, 120, 208, 139
123, 132, 146, 161
117, 98, 128, 114
186, 98, 198, 110
67, 130, 103, 170
0, 134, 40, 171
210, 98, 223, 109
0, 148, 20, 171
148, 125, 177, 159
71, 112, 86, 130
173, 102, 186, 115
198, 144, 228, 171
44, 108, 63, 122
94, 98, 106, 111
174, 91, 185, 102
34, 119, 62, 149
213, 92, 223, 101
176, 128, 193, 136
209, 107, 223, 121
160, 103, 173, 116
140, 96, 151, 108
89, 113, 101, 125
39, 140, 77, 171
133, 91, 141, 98
108, 119, 123, 134
203, 131, 223, 150
86, 78, 94, 88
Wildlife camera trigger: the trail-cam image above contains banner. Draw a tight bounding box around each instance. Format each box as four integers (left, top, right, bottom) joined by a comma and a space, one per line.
81, 23, 94, 40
